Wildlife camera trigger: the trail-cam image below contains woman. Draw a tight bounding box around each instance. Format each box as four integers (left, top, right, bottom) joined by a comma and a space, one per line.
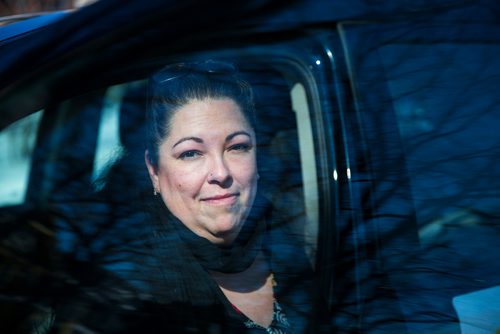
140, 60, 316, 333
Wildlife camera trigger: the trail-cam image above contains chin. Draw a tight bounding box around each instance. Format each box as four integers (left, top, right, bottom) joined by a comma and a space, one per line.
209, 217, 244, 244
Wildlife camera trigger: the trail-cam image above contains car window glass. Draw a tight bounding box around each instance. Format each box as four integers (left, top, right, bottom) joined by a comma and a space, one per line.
378, 43, 500, 240
78, 62, 320, 268
341, 23, 500, 332
379, 40, 500, 334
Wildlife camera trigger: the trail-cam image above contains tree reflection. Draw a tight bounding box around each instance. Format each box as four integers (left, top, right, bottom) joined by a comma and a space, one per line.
1, 7, 500, 333
339, 19, 500, 332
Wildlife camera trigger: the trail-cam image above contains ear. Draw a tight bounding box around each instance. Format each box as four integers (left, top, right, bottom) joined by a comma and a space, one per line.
144, 150, 159, 191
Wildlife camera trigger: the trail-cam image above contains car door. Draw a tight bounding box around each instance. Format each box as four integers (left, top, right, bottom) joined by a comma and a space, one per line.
0, 25, 343, 334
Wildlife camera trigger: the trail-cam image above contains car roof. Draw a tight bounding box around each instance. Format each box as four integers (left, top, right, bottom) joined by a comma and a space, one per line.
0, 11, 69, 42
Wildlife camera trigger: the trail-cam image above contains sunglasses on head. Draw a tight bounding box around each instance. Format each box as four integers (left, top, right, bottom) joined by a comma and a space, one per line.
156, 60, 237, 84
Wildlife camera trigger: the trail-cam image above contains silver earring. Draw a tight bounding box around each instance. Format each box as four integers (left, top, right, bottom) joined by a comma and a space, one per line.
153, 188, 158, 196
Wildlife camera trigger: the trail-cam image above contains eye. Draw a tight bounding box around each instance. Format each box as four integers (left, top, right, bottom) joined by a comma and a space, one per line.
178, 150, 202, 160
229, 143, 252, 152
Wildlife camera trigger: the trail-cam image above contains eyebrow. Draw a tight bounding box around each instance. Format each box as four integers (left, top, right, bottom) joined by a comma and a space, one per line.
172, 136, 203, 148
226, 131, 252, 142
172, 131, 252, 149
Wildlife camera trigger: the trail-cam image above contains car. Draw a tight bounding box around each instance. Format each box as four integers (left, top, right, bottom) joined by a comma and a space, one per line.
1, 0, 499, 333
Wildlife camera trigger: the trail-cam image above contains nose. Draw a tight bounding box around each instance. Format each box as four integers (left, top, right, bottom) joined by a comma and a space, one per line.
207, 155, 233, 187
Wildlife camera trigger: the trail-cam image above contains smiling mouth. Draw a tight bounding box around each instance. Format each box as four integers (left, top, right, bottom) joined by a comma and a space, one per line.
201, 193, 239, 205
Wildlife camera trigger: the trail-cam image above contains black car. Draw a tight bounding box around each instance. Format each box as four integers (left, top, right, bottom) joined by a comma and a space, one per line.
1, 1, 499, 333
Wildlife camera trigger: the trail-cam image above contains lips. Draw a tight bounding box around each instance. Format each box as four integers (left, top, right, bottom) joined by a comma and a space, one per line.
201, 193, 239, 205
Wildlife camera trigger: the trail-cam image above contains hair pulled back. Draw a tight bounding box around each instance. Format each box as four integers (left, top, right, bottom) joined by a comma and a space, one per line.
146, 60, 256, 167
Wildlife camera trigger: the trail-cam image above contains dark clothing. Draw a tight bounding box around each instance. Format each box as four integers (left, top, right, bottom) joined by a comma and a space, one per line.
119, 198, 319, 333
46, 195, 321, 333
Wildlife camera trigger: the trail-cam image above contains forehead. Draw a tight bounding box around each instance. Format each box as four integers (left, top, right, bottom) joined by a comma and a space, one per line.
168, 98, 253, 137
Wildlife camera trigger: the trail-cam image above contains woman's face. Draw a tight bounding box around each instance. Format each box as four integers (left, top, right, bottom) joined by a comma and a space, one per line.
145, 98, 258, 245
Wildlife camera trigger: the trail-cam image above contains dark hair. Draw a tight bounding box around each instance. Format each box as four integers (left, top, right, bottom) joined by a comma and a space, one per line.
146, 60, 257, 167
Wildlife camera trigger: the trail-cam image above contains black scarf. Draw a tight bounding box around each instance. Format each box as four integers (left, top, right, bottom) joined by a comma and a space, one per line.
145, 193, 270, 305
144, 194, 317, 331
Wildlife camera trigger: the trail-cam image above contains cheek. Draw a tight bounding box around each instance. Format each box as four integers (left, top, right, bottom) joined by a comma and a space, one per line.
232, 156, 258, 184
160, 168, 203, 197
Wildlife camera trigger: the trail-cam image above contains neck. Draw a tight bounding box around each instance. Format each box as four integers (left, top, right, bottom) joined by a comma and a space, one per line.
209, 251, 270, 293
210, 251, 276, 328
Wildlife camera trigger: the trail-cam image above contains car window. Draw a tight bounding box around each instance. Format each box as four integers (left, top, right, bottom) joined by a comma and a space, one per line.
340, 22, 500, 333
38, 59, 322, 268
0, 110, 43, 207
379, 43, 500, 240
